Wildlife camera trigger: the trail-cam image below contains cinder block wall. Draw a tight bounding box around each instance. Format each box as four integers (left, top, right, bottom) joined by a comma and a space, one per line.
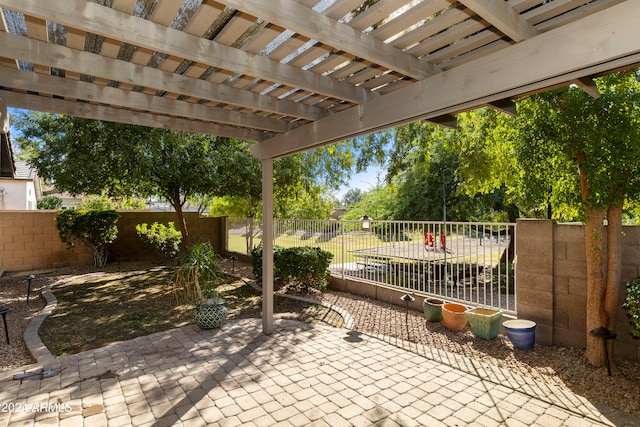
0, 211, 93, 271
515, 219, 554, 346
109, 211, 225, 262
517, 219, 640, 362
0, 211, 226, 272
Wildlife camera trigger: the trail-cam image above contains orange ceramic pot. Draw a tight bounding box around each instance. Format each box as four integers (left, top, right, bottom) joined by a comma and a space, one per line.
442, 303, 468, 331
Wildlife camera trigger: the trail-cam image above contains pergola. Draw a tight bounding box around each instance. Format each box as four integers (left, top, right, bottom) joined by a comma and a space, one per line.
1, 0, 639, 333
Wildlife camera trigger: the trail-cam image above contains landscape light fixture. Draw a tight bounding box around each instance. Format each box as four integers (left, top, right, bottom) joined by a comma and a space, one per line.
26, 274, 35, 304
589, 327, 617, 376
230, 255, 238, 275
401, 293, 415, 338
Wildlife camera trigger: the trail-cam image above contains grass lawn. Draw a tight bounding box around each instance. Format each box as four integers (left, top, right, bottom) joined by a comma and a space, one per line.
39, 266, 343, 357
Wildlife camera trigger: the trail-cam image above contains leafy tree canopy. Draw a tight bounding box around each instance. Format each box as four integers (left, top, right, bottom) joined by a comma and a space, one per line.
341, 188, 364, 207
15, 112, 358, 238
15, 114, 230, 241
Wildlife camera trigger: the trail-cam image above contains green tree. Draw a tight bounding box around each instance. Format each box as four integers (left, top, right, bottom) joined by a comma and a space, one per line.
80, 194, 116, 210
385, 120, 519, 222
209, 144, 337, 253
15, 114, 231, 244
209, 140, 351, 220
341, 188, 364, 207
138, 128, 224, 243
517, 72, 640, 367
341, 184, 398, 221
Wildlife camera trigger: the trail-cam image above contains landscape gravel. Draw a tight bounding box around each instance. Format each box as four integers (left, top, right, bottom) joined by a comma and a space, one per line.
1, 260, 639, 421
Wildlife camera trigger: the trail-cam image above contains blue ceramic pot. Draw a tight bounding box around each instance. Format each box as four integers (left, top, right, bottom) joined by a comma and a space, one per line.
503, 319, 536, 350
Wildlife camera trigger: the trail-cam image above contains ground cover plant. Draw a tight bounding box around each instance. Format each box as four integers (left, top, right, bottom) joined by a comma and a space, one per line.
39, 265, 342, 357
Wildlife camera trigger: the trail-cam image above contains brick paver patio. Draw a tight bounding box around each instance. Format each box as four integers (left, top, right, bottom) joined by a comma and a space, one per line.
1, 318, 638, 426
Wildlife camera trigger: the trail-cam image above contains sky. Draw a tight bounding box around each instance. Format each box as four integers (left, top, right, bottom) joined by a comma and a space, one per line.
333, 165, 385, 201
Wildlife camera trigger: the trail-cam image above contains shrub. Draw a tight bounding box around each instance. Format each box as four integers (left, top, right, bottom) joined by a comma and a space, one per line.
624, 277, 640, 338
136, 222, 182, 258
55, 209, 119, 267
37, 195, 62, 210
252, 245, 333, 293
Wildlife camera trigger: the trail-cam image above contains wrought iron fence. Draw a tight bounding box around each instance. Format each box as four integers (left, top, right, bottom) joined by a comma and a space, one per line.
227, 218, 517, 315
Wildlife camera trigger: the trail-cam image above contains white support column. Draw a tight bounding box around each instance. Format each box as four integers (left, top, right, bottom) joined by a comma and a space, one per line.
261, 158, 274, 334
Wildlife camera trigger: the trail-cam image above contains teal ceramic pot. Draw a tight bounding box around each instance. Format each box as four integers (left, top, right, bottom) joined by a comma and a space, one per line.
423, 298, 444, 322
193, 301, 228, 329
465, 307, 502, 339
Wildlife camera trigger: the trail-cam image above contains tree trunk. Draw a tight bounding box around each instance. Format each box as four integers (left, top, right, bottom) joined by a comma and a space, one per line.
576, 151, 608, 367
92, 245, 108, 268
603, 202, 624, 370
584, 207, 608, 366
498, 204, 519, 265
246, 217, 254, 255
175, 206, 189, 247
168, 188, 189, 248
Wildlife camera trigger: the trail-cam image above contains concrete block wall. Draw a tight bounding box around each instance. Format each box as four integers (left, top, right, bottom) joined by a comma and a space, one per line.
329, 275, 424, 312
0, 211, 226, 272
515, 219, 554, 346
109, 212, 225, 262
0, 211, 93, 271
516, 219, 640, 362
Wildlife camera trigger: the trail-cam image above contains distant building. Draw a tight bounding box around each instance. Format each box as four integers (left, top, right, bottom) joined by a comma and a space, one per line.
0, 131, 42, 210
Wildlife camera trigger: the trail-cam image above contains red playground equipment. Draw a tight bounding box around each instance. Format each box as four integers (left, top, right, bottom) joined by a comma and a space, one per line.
424, 231, 446, 251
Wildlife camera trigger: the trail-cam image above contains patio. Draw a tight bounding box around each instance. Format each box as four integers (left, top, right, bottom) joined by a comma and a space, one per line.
1, 317, 637, 426
2, 0, 640, 334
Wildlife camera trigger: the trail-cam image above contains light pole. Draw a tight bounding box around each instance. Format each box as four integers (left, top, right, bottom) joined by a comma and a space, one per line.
360, 181, 376, 218
442, 170, 448, 286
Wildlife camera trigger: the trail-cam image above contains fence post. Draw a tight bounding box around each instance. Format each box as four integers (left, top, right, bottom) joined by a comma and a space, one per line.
341, 221, 345, 277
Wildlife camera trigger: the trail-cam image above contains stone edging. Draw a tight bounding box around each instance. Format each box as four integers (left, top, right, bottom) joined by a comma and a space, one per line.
23, 273, 105, 365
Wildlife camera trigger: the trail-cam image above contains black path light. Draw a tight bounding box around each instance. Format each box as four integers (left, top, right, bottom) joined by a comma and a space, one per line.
401, 293, 415, 341
26, 274, 35, 304
0, 305, 12, 344
589, 327, 617, 376
230, 255, 238, 275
